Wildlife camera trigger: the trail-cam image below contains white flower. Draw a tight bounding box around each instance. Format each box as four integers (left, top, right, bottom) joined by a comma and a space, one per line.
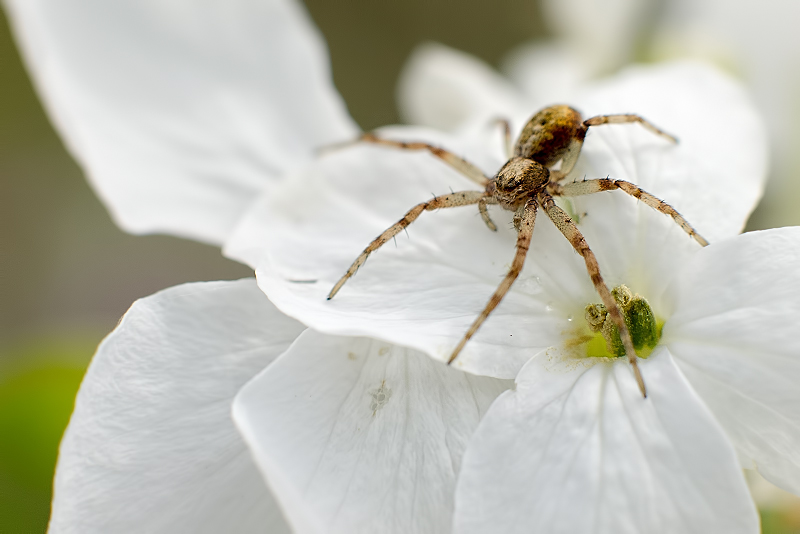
4, 1, 510, 532
226, 59, 766, 377
225, 47, 800, 532
52, 279, 508, 533
8, 0, 798, 532
453, 228, 800, 533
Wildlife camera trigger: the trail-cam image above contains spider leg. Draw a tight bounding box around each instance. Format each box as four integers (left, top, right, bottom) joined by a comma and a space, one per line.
478, 197, 499, 231
492, 117, 513, 159
328, 190, 488, 299
549, 179, 708, 246
447, 200, 537, 365
583, 114, 678, 144
538, 192, 647, 398
347, 133, 491, 187
551, 114, 678, 182
550, 139, 584, 182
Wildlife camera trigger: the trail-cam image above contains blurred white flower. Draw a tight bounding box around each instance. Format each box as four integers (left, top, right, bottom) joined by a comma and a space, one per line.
522, 0, 800, 228
652, 0, 800, 229
536, 0, 657, 76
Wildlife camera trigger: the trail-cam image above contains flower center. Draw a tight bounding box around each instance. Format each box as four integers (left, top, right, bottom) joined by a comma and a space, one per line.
583, 285, 662, 359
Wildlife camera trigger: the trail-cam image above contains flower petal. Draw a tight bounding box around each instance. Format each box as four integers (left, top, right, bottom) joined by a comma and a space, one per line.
571, 61, 767, 245
226, 131, 583, 378
501, 41, 588, 106
4, 0, 357, 245
453, 349, 758, 534
227, 62, 766, 379
665, 227, 800, 495
50, 279, 305, 534
233, 332, 510, 534
397, 42, 525, 131
557, 61, 768, 315
540, 0, 655, 74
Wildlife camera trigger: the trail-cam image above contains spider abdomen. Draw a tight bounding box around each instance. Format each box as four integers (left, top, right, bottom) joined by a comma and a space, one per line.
514, 105, 586, 166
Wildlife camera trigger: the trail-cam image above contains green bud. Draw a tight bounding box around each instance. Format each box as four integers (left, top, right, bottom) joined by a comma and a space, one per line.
583, 285, 660, 359
625, 295, 658, 351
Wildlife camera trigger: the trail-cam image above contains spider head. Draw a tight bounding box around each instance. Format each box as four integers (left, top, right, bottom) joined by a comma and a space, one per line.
514, 105, 586, 167
490, 157, 550, 207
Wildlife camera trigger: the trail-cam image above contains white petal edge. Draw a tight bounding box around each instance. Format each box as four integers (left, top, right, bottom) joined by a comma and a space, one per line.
397, 42, 526, 132
540, 0, 655, 74
665, 227, 800, 495
226, 130, 574, 378
4, 0, 357, 245
453, 348, 758, 534
571, 60, 767, 246
233, 331, 510, 534
226, 62, 766, 379
501, 41, 589, 106
50, 279, 305, 534
400, 50, 767, 247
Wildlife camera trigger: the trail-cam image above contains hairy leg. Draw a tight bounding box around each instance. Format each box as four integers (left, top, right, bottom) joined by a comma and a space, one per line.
324, 133, 491, 187
328, 190, 488, 299
448, 201, 537, 365
539, 192, 647, 397
478, 197, 499, 231
550, 137, 584, 181
583, 114, 678, 144
549, 178, 708, 246
493, 118, 513, 159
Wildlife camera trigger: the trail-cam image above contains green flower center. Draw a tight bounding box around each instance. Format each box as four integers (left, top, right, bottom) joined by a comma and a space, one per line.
583, 285, 663, 359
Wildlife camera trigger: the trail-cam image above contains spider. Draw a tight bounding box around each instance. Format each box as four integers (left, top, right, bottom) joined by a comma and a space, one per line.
327, 105, 708, 397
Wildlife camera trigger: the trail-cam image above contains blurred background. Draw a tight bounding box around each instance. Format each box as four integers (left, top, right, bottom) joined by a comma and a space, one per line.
1, 0, 799, 531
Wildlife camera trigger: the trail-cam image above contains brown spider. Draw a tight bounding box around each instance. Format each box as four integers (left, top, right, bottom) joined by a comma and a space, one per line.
327, 106, 708, 397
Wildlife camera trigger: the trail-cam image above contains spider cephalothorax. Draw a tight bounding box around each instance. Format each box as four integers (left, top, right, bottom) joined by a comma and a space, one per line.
490, 158, 549, 209
328, 106, 706, 397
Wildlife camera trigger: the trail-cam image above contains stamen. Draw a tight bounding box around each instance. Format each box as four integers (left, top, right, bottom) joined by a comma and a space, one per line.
583, 285, 661, 359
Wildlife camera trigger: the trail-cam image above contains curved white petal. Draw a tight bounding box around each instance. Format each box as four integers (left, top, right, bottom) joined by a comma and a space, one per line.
540, 0, 655, 74
453, 349, 758, 534
665, 227, 800, 495
226, 131, 578, 378
501, 41, 589, 106
571, 61, 767, 246
233, 332, 510, 534
227, 62, 766, 379
656, 0, 800, 181
397, 42, 526, 131
50, 279, 305, 534
4, 0, 357, 245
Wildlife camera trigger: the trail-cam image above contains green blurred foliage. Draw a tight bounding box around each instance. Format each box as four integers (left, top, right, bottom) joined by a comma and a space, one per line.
761, 509, 800, 534
0, 340, 92, 533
